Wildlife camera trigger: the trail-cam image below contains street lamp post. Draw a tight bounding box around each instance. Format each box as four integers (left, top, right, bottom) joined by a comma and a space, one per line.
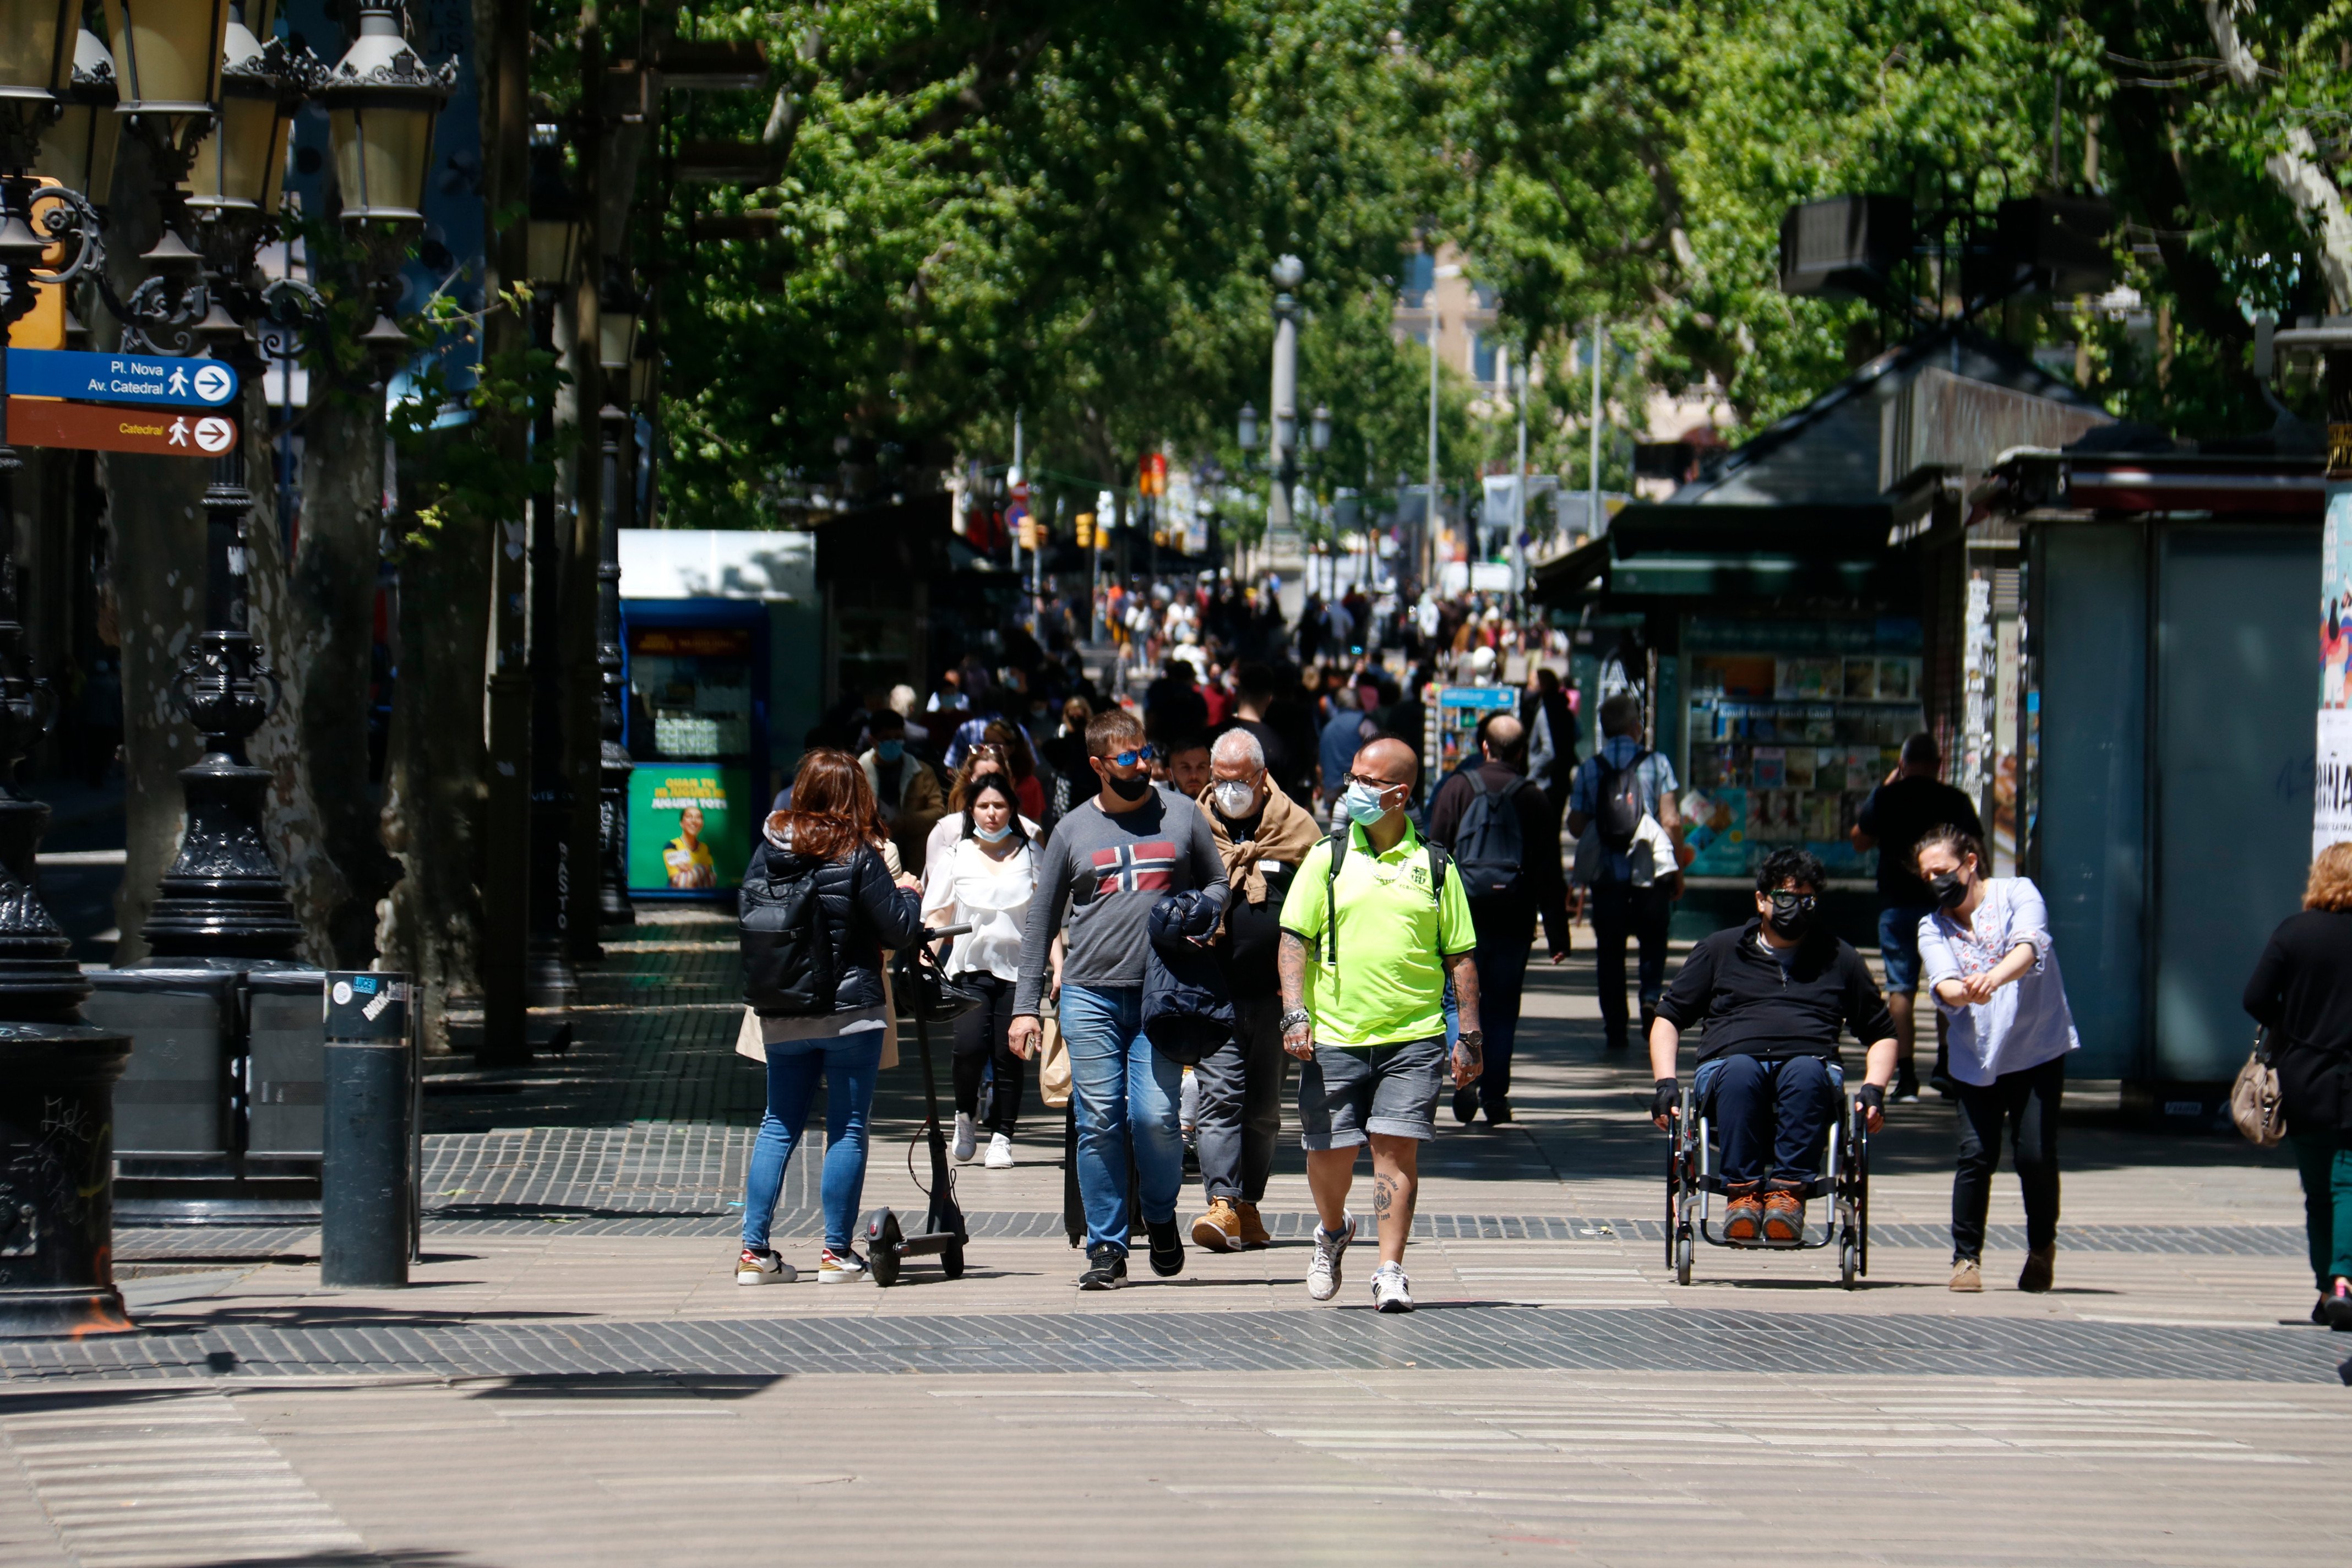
1267, 255, 1302, 541
0, 0, 134, 1338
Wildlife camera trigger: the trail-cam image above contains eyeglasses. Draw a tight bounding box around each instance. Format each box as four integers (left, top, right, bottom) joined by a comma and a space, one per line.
1766, 891, 1819, 914
1099, 744, 1157, 769
1341, 772, 1406, 793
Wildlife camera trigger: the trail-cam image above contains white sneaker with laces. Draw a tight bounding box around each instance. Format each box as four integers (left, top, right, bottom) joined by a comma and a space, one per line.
1370, 1261, 1414, 1313
819, 1247, 869, 1284
952, 1112, 977, 1163
983, 1133, 1014, 1169
1306, 1215, 1356, 1302
736, 1247, 796, 1286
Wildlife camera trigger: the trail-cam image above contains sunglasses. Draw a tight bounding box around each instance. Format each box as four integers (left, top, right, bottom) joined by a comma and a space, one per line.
1099, 745, 1157, 769
1766, 891, 1819, 914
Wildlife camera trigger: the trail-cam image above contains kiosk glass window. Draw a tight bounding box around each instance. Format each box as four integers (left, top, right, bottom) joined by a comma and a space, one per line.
628, 626, 754, 762
1676, 617, 1923, 879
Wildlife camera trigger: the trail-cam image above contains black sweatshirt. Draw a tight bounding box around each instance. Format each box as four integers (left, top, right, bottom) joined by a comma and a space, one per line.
1656, 917, 1895, 1064
2243, 908, 2352, 1138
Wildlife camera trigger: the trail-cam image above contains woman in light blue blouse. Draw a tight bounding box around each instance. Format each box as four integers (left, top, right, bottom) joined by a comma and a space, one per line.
1915, 824, 2079, 1296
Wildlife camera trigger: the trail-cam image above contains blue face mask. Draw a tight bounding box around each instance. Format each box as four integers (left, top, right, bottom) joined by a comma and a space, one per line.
1342, 780, 1391, 826
975, 822, 1015, 844
875, 739, 904, 763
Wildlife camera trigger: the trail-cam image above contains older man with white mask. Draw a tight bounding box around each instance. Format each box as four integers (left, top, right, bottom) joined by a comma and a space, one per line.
1189, 728, 1324, 1251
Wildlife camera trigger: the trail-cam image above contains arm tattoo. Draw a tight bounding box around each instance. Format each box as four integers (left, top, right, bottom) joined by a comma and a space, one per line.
1448, 949, 1482, 1034
1278, 930, 1306, 1014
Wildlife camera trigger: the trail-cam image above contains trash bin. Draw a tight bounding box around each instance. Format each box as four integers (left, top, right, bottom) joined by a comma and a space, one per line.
0, 1022, 135, 1337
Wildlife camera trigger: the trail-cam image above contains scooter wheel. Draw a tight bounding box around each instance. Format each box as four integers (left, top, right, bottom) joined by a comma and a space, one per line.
867, 1210, 904, 1288
941, 1239, 965, 1280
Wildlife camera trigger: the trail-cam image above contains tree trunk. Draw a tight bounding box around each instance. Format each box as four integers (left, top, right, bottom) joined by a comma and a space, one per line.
376, 451, 493, 1054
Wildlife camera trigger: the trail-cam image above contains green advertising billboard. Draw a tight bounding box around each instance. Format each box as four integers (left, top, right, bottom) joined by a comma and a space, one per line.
628, 764, 757, 895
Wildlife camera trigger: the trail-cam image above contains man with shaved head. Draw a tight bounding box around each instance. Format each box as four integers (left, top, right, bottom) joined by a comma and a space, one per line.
1427, 711, 1574, 1125
1278, 734, 1483, 1313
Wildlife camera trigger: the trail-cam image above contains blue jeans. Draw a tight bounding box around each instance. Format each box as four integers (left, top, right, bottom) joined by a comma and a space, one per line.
1696, 1053, 1842, 1189
1060, 983, 1185, 1253
741, 1028, 883, 1254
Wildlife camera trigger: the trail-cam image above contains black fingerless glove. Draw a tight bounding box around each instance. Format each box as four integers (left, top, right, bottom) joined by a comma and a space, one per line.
1651, 1078, 1679, 1120
1855, 1083, 1885, 1116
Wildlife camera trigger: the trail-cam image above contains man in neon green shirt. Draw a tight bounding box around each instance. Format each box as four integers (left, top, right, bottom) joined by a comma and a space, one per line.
1278, 736, 1484, 1314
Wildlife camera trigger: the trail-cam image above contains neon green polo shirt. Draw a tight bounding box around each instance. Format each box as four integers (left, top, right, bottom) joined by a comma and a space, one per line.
1278, 818, 1478, 1048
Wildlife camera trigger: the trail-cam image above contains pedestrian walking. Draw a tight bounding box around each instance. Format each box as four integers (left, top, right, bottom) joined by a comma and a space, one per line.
1190, 727, 1322, 1251
922, 740, 1042, 881
1316, 686, 1376, 812
1521, 666, 1578, 841
1426, 713, 1574, 1125
1567, 693, 1681, 1050
737, 750, 926, 1286
1851, 733, 1985, 1100
1913, 824, 2078, 1293
1278, 736, 1484, 1313
923, 776, 1046, 1170
2242, 841, 2352, 1330
859, 707, 948, 875
1008, 709, 1229, 1289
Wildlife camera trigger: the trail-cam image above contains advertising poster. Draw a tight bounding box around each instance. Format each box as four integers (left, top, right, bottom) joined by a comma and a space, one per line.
629, 764, 756, 895
2319, 489, 2352, 856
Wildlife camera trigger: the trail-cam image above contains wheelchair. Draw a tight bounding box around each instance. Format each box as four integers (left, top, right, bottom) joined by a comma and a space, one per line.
1664, 1075, 1870, 1289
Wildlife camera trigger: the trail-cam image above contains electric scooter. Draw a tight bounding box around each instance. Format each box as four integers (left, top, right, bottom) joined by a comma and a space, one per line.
865, 922, 978, 1286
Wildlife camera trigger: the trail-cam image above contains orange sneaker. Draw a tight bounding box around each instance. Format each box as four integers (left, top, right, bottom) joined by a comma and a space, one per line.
1761, 1188, 1805, 1244
1723, 1183, 1763, 1243
1235, 1200, 1272, 1250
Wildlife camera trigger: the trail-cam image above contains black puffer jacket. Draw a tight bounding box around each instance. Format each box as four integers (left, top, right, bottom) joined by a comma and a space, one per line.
742, 835, 924, 1012
1142, 889, 1234, 1064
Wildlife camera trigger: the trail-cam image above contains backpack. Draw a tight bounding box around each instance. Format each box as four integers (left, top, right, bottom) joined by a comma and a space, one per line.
1316, 826, 1451, 967
739, 852, 839, 1016
1592, 748, 1649, 852
1453, 772, 1527, 900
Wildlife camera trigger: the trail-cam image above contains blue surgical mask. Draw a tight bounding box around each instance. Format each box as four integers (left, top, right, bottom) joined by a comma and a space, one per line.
1342, 780, 1390, 826
975, 822, 1014, 843
875, 739, 904, 763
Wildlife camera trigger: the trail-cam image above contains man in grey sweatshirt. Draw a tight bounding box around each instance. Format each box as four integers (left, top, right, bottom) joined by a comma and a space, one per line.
1011, 707, 1227, 1290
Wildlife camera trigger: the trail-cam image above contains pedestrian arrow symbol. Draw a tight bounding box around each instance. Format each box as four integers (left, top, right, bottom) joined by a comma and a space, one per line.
192, 363, 233, 403
193, 416, 233, 453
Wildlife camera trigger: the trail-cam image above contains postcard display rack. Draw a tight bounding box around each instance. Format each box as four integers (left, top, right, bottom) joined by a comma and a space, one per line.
1678, 638, 1923, 881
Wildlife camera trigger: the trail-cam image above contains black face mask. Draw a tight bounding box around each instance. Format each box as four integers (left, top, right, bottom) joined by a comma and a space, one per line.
1104, 770, 1152, 803
1928, 870, 1967, 909
1765, 891, 1815, 939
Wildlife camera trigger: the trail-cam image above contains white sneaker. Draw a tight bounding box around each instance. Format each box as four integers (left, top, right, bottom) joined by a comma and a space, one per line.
983, 1133, 1014, 1169
819, 1247, 869, 1284
1306, 1215, 1355, 1302
1370, 1262, 1414, 1313
952, 1112, 977, 1163
736, 1246, 796, 1286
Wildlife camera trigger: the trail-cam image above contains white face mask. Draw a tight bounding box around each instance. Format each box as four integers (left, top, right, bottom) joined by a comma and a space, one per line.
1211, 779, 1259, 819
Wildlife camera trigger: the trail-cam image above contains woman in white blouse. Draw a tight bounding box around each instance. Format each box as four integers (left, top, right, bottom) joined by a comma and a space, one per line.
922, 776, 1046, 1168
1915, 824, 2079, 1297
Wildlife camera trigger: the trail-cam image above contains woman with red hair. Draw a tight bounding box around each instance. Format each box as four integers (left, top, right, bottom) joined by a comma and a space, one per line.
737, 749, 924, 1286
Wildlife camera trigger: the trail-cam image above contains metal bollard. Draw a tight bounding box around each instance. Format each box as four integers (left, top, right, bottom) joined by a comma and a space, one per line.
320, 973, 412, 1288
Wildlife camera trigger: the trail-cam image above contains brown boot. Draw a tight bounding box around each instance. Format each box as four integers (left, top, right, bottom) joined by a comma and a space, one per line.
2018, 1245, 2055, 1293
1191, 1197, 1240, 1253
1761, 1185, 1806, 1245
1723, 1182, 1763, 1243
1234, 1200, 1272, 1250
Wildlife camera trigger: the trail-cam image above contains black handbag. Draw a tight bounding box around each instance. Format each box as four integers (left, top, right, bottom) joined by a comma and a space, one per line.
892, 932, 987, 1023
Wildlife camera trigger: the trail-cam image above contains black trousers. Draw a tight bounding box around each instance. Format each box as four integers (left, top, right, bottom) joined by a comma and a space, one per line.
1193, 995, 1288, 1204
1590, 881, 1673, 1046
951, 972, 1025, 1135
1951, 1055, 2064, 1261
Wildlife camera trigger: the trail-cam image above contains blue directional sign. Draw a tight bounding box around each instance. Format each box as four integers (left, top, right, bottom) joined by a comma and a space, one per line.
4, 347, 238, 410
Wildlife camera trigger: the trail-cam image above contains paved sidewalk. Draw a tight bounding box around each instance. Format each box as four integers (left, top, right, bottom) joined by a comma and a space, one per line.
5, 912, 2344, 1566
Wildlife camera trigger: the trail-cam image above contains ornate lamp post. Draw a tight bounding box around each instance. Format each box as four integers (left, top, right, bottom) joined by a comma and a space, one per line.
0, 0, 133, 1338
594, 284, 637, 927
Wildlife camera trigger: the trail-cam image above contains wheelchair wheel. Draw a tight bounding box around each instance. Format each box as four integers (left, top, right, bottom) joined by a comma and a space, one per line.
1675, 1229, 1694, 1287
1663, 1118, 1682, 1269
1852, 1104, 1871, 1277
1838, 1233, 1859, 1289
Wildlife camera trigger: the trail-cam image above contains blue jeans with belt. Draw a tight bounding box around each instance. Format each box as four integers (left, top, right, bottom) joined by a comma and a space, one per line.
1059, 983, 1185, 1253
1696, 1053, 1842, 1189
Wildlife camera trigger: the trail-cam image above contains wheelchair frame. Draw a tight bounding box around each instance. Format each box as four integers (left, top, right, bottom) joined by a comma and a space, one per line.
1664, 1083, 1870, 1289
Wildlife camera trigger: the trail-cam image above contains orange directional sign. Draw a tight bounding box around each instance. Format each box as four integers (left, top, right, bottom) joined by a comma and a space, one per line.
4, 398, 237, 457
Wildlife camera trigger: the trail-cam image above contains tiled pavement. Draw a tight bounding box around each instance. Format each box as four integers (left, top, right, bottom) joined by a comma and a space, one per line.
13, 910, 2345, 1564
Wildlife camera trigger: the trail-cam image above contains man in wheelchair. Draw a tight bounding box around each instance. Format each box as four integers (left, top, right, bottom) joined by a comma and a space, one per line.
1647, 848, 1897, 1243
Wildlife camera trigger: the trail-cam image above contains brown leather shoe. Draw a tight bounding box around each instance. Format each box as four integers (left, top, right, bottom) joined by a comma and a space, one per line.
1191, 1198, 1240, 1253
1723, 1183, 1763, 1243
2018, 1245, 2055, 1293
1234, 1200, 1272, 1250
1761, 1187, 1805, 1244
